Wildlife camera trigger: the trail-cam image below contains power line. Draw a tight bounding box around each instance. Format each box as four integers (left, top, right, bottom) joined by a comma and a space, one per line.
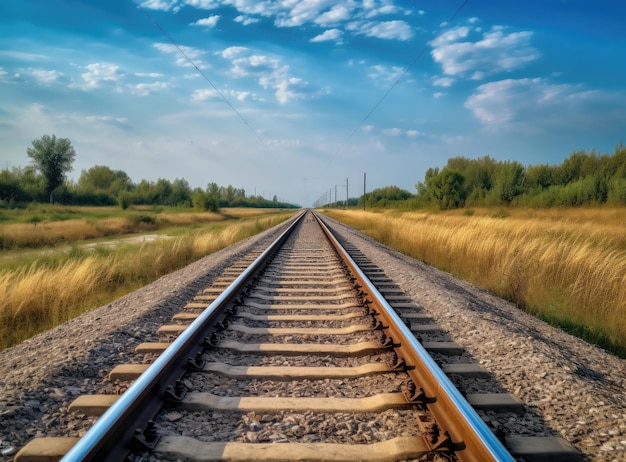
132, 0, 265, 146
335, 0, 471, 155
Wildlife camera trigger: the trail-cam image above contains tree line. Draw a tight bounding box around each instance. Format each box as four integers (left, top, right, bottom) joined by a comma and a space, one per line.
0, 134, 298, 210
353, 144, 626, 209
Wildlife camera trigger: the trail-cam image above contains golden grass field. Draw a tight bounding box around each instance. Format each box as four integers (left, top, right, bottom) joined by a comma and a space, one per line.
323, 207, 626, 357
0, 207, 296, 349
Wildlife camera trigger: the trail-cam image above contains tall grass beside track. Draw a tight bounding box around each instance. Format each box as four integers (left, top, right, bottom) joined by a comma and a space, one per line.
323, 208, 626, 358
0, 212, 294, 350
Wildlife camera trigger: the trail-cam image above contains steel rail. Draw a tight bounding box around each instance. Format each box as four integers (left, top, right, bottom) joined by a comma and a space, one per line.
61, 211, 306, 461
313, 211, 515, 462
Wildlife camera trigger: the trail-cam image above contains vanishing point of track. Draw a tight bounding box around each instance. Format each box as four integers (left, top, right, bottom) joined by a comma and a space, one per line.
16, 210, 577, 461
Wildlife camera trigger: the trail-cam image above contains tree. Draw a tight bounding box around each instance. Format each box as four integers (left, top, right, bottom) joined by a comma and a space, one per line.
492, 161, 525, 203
426, 168, 466, 209
27, 134, 76, 204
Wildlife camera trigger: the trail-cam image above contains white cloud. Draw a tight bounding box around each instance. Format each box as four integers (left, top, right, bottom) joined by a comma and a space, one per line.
139, 0, 179, 11
382, 127, 402, 136
314, 5, 352, 26
192, 15, 221, 27
234, 15, 260, 25
153, 42, 207, 68
231, 90, 257, 101
431, 25, 539, 79
182, 0, 220, 8
274, 77, 309, 104
220, 47, 310, 104
364, 3, 398, 18
433, 76, 454, 87
368, 64, 404, 83
85, 115, 129, 124
192, 88, 219, 101
465, 78, 626, 133
274, 0, 337, 27
131, 81, 169, 96
30, 69, 63, 85
310, 29, 343, 44
192, 87, 259, 102
74, 63, 123, 90
349, 20, 413, 40
135, 72, 164, 78
178, 0, 414, 42
220, 46, 249, 59
433, 92, 445, 98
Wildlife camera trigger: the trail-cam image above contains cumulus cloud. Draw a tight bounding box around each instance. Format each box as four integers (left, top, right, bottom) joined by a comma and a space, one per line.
433, 76, 454, 87
314, 5, 352, 26
192, 87, 259, 102
191, 15, 221, 27
367, 64, 404, 83
310, 29, 343, 44
182, 0, 220, 8
348, 20, 413, 40
131, 81, 169, 96
162, 0, 417, 43
30, 68, 63, 85
139, 0, 179, 11
192, 88, 219, 101
219, 46, 310, 104
153, 42, 208, 68
74, 63, 124, 90
234, 15, 260, 25
85, 115, 129, 124
274, 0, 337, 27
465, 78, 626, 133
431, 25, 539, 79
135, 72, 164, 78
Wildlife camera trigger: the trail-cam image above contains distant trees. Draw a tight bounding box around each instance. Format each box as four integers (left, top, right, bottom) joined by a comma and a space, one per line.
0, 134, 301, 209
420, 168, 465, 209
76, 165, 132, 205
0, 152, 297, 210
415, 144, 626, 209
26, 134, 76, 204
359, 185, 413, 208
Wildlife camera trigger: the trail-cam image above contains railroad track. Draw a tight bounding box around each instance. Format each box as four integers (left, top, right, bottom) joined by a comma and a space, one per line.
15, 210, 578, 461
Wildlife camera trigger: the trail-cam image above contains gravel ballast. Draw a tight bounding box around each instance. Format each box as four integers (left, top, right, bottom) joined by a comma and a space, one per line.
1, 213, 625, 461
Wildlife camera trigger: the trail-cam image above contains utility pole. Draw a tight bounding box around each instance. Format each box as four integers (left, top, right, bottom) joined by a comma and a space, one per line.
335, 184, 337, 208
345, 177, 349, 209
363, 172, 366, 210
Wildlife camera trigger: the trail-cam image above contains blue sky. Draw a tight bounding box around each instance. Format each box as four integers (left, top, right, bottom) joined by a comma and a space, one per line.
1, 0, 625, 206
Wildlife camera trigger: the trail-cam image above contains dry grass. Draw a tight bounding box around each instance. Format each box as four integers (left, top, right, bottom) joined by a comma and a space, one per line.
323, 207, 626, 357
0, 209, 228, 249
0, 212, 295, 350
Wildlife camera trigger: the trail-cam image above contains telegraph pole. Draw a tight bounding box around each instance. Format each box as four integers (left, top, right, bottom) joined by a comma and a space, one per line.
363, 172, 366, 210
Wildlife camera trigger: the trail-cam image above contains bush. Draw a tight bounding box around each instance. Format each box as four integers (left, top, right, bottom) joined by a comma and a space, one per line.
129, 214, 156, 225
117, 192, 131, 210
